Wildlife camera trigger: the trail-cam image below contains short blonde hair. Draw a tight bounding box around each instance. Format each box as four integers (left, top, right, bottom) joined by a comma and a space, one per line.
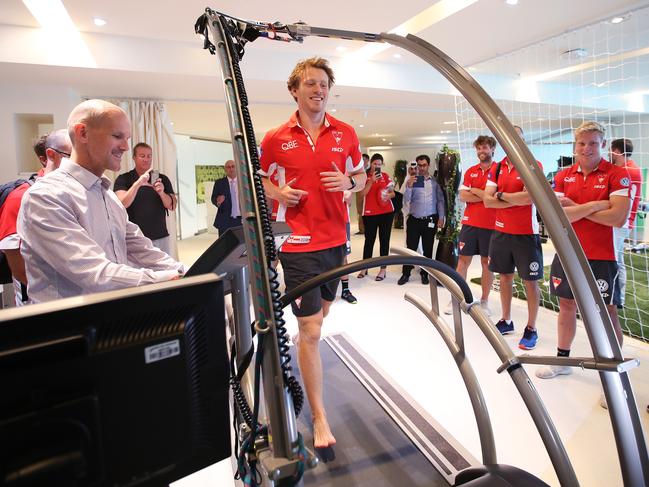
287, 57, 335, 101
574, 121, 605, 141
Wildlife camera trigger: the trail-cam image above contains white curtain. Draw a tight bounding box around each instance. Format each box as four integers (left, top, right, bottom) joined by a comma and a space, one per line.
108, 99, 179, 259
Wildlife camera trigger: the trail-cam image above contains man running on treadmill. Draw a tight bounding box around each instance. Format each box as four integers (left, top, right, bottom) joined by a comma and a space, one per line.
258, 57, 366, 458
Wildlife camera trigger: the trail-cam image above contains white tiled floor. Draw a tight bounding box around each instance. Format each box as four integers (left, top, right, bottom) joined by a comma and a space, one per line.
174, 227, 649, 487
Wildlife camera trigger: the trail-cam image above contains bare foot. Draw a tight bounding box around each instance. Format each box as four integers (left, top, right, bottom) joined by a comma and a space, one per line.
313, 416, 336, 449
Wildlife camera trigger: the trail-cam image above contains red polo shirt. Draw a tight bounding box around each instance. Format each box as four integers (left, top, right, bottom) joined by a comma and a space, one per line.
622, 159, 642, 229
459, 162, 495, 230
553, 159, 630, 260
259, 111, 363, 252
0, 183, 31, 242
486, 157, 543, 235
363, 172, 394, 216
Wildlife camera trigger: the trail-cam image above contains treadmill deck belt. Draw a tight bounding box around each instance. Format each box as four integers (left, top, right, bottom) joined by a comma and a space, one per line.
290, 333, 476, 486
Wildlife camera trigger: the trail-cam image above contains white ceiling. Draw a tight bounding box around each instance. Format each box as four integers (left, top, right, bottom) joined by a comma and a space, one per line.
2, 0, 649, 146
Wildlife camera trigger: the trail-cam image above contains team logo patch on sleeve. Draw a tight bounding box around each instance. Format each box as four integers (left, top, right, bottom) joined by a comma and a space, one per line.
552, 276, 562, 288
459, 241, 465, 250
620, 177, 630, 187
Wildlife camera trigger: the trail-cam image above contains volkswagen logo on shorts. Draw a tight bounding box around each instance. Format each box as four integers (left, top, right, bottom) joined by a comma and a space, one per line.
529, 262, 540, 272
597, 279, 609, 292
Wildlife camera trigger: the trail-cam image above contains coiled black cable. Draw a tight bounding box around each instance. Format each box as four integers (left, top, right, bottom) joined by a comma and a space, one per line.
217, 15, 303, 417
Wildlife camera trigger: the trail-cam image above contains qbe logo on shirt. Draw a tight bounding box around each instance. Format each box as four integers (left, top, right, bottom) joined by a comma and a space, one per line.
144, 339, 180, 364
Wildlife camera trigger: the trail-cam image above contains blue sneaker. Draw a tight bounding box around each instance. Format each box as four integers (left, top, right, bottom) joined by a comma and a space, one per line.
495, 319, 514, 335
518, 327, 538, 350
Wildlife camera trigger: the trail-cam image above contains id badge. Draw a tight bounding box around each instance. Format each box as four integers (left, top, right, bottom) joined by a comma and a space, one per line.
428, 221, 436, 228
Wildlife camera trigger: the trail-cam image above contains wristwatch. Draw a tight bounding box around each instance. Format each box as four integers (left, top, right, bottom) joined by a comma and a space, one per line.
496, 191, 504, 201
348, 176, 356, 190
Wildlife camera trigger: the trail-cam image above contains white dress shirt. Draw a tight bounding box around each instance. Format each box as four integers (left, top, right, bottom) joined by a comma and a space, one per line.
17, 158, 184, 303
229, 177, 240, 218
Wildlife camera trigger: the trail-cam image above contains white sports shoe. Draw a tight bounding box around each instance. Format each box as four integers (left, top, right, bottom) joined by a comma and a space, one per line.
443, 300, 453, 315
535, 365, 572, 379
479, 300, 492, 317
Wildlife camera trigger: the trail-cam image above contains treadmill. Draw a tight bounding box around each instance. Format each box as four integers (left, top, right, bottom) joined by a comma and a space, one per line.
190, 9, 649, 487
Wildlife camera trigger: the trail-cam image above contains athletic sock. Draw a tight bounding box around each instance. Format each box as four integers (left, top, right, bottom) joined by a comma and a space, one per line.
557, 348, 570, 358
341, 279, 349, 293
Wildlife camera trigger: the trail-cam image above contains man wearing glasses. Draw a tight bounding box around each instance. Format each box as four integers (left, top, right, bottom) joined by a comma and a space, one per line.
0, 129, 71, 305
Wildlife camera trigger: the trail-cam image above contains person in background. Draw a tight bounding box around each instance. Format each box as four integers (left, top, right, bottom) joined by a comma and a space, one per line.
354, 153, 370, 234
211, 159, 242, 235
339, 190, 358, 303
445, 135, 496, 316
483, 126, 543, 350
0, 129, 72, 306
609, 138, 642, 307
114, 142, 177, 255
536, 122, 629, 402
357, 153, 395, 281
398, 154, 445, 285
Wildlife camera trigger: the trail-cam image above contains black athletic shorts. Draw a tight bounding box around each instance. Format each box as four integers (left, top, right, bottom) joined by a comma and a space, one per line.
488, 231, 543, 281
458, 225, 493, 258
279, 244, 346, 317
549, 255, 621, 305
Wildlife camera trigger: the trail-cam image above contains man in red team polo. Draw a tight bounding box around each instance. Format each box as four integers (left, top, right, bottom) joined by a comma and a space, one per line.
536, 121, 630, 382
259, 57, 366, 458
609, 138, 642, 307
484, 126, 543, 350
445, 135, 497, 316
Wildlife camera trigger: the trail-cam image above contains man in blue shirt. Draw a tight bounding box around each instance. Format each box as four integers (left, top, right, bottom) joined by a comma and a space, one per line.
398, 154, 446, 285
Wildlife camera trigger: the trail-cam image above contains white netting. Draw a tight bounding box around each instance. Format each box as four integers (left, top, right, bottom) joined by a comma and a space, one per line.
454, 6, 649, 342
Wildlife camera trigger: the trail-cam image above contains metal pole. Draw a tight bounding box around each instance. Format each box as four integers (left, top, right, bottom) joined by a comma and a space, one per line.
207, 15, 298, 463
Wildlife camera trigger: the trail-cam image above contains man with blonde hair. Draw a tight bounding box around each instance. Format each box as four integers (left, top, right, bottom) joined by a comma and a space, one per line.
18, 99, 184, 303
536, 121, 629, 389
259, 57, 366, 459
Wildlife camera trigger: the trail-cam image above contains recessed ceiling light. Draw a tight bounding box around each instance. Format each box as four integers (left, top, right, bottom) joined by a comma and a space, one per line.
389, 142, 393, 145
443, 121, 456, 125
440, 130, 453, 134
505, 0, 518, 5
610, 16, 627, 24
393, 53, 401, 59
330, 108, 337, 113
359, 124, 364, 128
336, 46, 347, 52
382, 138, 386, 142
170, 121, 174, 126
93, 17, 107, 26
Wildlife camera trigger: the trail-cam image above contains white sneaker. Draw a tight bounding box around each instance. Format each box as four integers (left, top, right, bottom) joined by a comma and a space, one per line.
479, 300, 492, 317
535, 365, 572, 379
443, 300, 453, 315
600, 393, 608, 410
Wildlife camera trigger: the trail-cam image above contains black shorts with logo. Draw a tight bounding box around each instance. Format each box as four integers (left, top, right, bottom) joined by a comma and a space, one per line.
488, 231, 543, 281
279, 244, 346, 317
458, 225, 493, 258
549, 255, 621, 305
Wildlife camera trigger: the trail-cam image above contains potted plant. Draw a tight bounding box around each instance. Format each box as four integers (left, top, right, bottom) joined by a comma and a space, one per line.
435, 146, 461, 269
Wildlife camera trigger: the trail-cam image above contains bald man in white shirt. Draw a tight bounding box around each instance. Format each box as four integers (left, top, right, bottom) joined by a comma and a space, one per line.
18, 99, 184, 303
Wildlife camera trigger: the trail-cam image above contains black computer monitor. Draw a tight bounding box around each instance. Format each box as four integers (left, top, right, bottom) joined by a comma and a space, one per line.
0, 274, 231, 487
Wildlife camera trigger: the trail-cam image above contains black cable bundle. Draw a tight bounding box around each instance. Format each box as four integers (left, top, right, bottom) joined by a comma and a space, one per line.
215, 13, 304, 416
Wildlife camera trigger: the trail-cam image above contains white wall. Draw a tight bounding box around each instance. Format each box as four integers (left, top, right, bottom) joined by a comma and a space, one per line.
0, 83, 81, 181
175, 135, 233, 239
